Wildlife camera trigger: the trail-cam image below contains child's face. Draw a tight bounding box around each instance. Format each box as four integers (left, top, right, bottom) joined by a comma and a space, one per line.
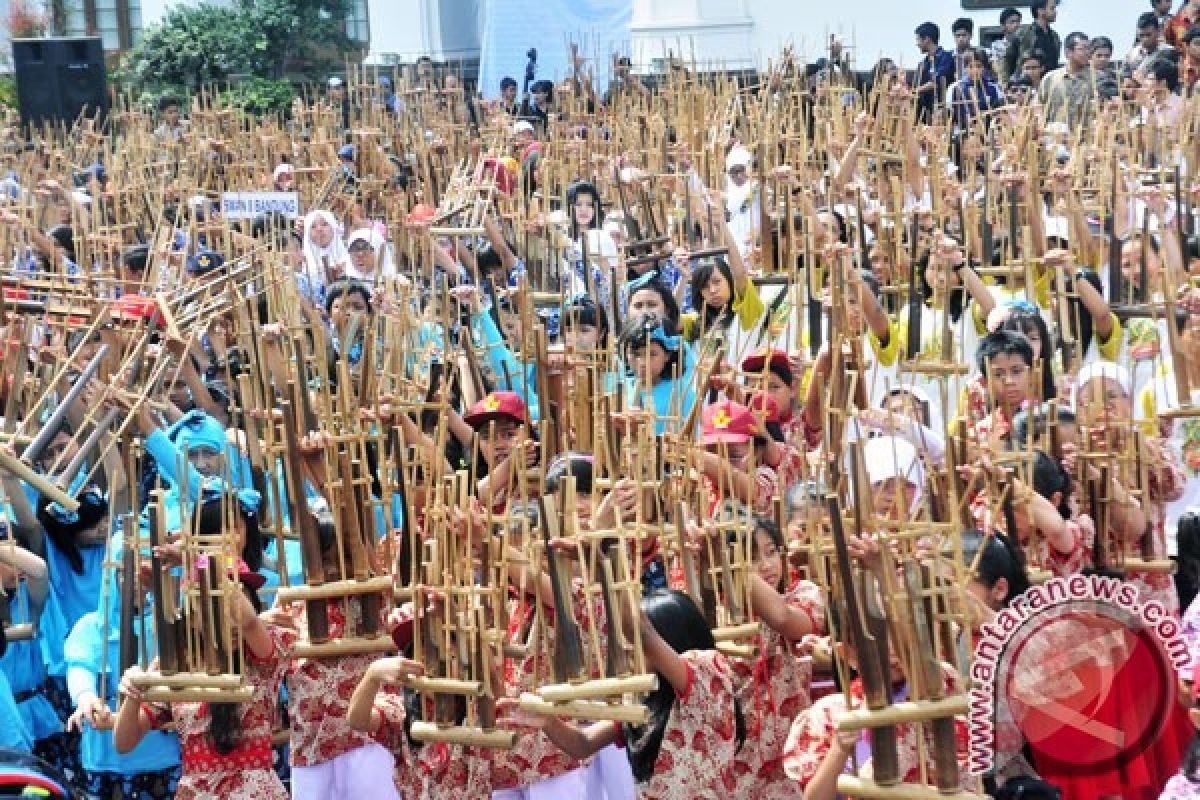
330, 291, 368, 325
38, 430, 78, 475
573, 194, 596, 228
767, 372, 794, 416
482, 418, 523, 465
565, 322, 599, 351
188, 445, 222, 478
984, 352, 1032, 410
701, 269, 732, 310
708, 441, 752, 470
626, 342, 669, 388
753, 528, 784, 589
871, 477, 916, 522
885, 391, 918, 421
309, 215, 335, 247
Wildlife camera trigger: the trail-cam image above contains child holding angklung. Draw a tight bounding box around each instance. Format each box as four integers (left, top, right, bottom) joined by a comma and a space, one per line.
779, 594, 973, 799
618, 315, 698, 436
505, 588, 746, 800
112, 556, 294, 800
343, 511, 496, 798
277, 484, 398, 800
717, 515, 824, 798
696, 399, 801, 516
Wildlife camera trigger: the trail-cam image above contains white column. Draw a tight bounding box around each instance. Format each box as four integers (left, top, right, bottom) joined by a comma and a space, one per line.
365, 0, 480, 65
630, 0, 754, 72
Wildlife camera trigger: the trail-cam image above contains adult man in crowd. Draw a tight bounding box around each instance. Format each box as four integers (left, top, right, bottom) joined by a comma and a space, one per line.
1040, 32, 1095, 130
1010, 0, 1061, 74
914, 21, 955, 123
952, 18, 975, 80
992, 7, 1023, 83
1125, 11, 1177, 79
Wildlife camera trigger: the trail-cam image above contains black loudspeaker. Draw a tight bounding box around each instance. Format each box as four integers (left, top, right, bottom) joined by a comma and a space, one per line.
12, 37, 109, 129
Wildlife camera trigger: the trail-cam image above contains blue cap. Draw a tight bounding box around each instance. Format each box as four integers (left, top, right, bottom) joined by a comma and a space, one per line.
379, 76, 392, 88
186, 248, 224, 274
338, 144, 355, 160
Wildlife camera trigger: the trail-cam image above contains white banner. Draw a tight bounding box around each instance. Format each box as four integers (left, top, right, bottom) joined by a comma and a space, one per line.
220, 191, 300, 219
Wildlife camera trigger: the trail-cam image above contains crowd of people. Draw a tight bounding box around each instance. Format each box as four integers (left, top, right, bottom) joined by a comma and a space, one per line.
1, 1, 1200, 799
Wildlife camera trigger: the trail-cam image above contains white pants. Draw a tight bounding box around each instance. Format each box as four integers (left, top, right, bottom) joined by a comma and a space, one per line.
584, 744, 637, 800
292, 742, 401, 800
492, 766, 588, 799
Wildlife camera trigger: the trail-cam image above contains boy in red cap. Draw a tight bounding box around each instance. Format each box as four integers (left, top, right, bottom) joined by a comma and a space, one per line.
464, 391, 537, 512
738, 347, 820, 451
698, 399, 791, 515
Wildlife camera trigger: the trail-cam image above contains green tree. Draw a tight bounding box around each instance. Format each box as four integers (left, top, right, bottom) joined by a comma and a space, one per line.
245, 0, 351, 80
120, 0, 353, 105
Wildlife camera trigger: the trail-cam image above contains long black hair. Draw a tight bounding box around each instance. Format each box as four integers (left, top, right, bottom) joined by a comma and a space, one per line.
194, 497, 263, 755
1028, 450, 1072, 520
561, 294, 610, 347
623, 589, 746, 782
566, 181, 604, 240
688, 257, 737, 329
915, 246, 966, 322
194, 493, 264, 572
965, 530, 1032, 606
1175, 511, 1200, 613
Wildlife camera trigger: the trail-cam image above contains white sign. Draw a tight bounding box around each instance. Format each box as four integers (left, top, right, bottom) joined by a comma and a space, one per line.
220, 191, 300, 219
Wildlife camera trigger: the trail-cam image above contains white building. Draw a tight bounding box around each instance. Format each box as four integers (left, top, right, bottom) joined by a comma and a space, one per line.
17, 0, 1144, 88
376, 0, 1141, 96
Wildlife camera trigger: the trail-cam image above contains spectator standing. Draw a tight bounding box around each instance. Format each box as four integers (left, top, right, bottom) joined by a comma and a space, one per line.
1011, 0, 1062, 74
914, 21, 955, 123
991, 7, 1023, 84
952, 18, 975, 80
1124, 12, 1176, 80
1040, 32, 1096, 131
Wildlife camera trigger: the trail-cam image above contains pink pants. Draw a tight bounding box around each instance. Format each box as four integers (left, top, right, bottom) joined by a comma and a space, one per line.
291, 743, 401, 800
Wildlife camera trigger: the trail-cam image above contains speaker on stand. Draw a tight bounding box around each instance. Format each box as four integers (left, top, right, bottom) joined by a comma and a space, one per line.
12, 37, 109, 131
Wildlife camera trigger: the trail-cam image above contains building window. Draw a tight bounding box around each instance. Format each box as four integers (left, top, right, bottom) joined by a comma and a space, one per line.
57, 0, 142, 50
345, 0, 369, 44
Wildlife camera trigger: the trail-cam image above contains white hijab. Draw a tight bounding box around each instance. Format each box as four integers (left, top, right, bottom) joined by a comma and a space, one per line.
344, 227, 397, 282
301, 210, 349, 298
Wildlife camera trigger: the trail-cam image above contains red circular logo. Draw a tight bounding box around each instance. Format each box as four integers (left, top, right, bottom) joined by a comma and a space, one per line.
997, 602, 1174, 774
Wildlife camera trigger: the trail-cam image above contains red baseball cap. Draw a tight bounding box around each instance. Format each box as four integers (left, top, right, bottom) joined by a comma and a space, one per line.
748, 391, 781, 424
464, 391, 526, 429
390, 604, 415, 651
237, 558, 266, 590
701, 399, 757, 445
741, 347, 791, 377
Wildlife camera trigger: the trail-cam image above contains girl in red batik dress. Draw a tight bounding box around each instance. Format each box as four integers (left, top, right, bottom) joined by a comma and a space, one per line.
285, 598, 397, 799
345, 655, 495, 798
491, 494, 612, 799
780, 611, 974, 800
506, 588, 746, 800
729, 516, 824, 799
112, 563, 295, 800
